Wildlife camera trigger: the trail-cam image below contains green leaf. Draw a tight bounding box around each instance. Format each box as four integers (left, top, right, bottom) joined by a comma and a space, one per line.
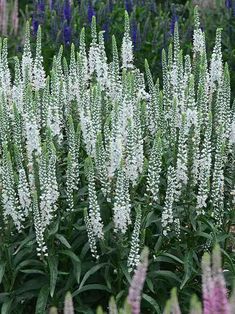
48, 219, 59, 236
221, 248, 235, 274
0, 263, 6, 284
55, 234, 71, 249
120, 263, 131, 285
0, 293, 10, 303
48, 256, 58, 298
35, 285, 49, 314
60, 250, 80, 263
159, 253, 184, 265
180, 251, 193, 290
145, 278, 154, 293
73, 284, 110, 297
20, 269, 45, 275
1, 299, 13, 314
78, 263, 107, 290
59, 250, 81, 284
151, 270, 180, 283
142, 294, 161, 314
13, 234, 35, 255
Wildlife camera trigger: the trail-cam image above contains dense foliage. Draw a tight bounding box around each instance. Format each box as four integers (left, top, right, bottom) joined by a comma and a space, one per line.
50, 246, 235, 314
0, 1, 234, 314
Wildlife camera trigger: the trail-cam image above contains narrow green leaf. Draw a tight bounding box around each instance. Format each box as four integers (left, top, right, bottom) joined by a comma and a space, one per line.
55, 234, 71, 249
73, 284, 110, 297
160, 253, 184, 265
78, 263, 107, 290
60, 250, 80, 263
142, 294, 161, 314
20, 269, 45, 275
1, 299, 12, 314
35, 285, 49, 314
48, 256, 58, 297
0, 263, 6, 284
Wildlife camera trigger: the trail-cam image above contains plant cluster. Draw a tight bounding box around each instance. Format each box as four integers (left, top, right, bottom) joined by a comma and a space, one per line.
50, 246, 235, 314
0, 4, 234, 314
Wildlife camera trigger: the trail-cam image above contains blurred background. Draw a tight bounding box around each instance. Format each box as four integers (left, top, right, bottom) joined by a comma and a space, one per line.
1, 0, 235, 89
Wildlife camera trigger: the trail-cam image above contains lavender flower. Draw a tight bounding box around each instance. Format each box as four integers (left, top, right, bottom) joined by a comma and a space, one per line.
63, 23, 71, 45
212, 246, 231, 314
12, 0, 19, 35
225, 0, 232, 8
170, 7, 178, 35
0, 0, 7, 35
125, 0, 133, 14
88, 1, 95, 24
102, 21, 109, 41
202, 253, 215, 314
50, 0, 55, 10
128, 247, 149, 314
63, 0, 71, 23
33, 18, 39, 36
108, 0, 113, 12
131, 18, 141, 51
37, 0, 45, 13
202, 246, 231, 314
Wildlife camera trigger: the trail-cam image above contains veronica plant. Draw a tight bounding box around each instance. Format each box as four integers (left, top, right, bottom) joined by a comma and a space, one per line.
0, 7, 234, 313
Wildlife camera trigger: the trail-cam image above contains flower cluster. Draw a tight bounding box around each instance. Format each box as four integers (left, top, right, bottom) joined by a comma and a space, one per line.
0, 8, 234, 259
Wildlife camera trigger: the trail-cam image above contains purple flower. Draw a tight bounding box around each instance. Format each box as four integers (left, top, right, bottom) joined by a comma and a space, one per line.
63, 23, 71, 45
50, 0, 55, 10
170, 7, 178, 35
108, 0, 113, 12
225, 0, 232, 8
63, 0, 71, 23
102, 21, 109, 41
131, 19, 141, 51
33, 18, 39, 35
37, 0, 45, 13
124, 0, 133, 13
202, 246, 231, 314
87, 1, 95, 24
128, 248, 149, 314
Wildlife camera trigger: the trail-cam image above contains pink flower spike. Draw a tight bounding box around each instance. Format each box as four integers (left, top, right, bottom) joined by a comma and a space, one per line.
11, 0, 19, 35
212, 245, 231, 314
128, 247, 149, 314
201, 252, 215, 314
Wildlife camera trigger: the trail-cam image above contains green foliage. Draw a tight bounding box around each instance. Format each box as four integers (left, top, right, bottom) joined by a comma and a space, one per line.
0, 3, 234, 314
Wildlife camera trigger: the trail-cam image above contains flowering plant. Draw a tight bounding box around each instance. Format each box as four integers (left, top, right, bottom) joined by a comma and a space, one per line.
0, 6, 234, 313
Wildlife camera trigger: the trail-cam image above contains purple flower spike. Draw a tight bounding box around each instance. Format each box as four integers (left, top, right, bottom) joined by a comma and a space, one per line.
212, 245, 231, 314
108, 0, 113, 12
128, 248, 149, 314
37, 0, 45, 13
50, 0, 55, 10
202, 246, 231, 314
88, 1, 95, 24
33, 18, 39, 35
170, 7, 178, 35
63, 23, 71, 45
125, 0, 133, 14
225, 0, 232, 8
102, 21, 109, 41
131, 19, 141, 51
64, 0, 71, 23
